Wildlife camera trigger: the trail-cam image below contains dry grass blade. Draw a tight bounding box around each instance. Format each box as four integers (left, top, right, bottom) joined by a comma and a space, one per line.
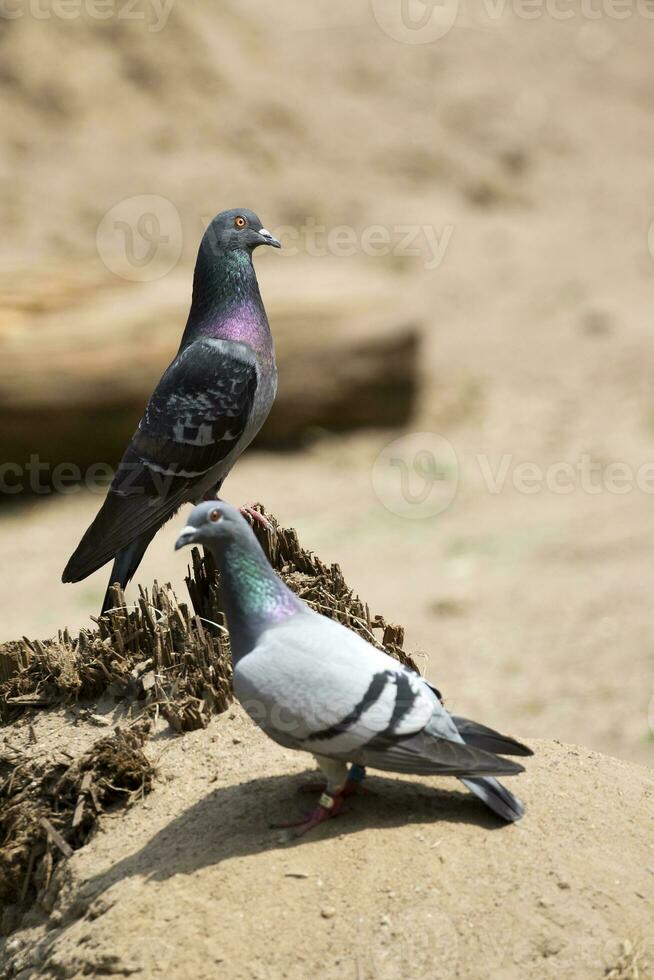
604, 940, 649, 980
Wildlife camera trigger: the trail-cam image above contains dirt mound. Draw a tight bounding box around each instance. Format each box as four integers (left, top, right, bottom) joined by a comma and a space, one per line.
1, 715, 652, 980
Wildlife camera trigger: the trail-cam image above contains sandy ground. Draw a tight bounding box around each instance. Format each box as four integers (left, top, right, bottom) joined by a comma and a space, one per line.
2, 706, 653, 980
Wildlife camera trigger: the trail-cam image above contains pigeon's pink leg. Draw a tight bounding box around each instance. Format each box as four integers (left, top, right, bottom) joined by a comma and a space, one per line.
274, 765, 368, 835
239, 504, 272, 529
272, 759, 360, 835
272, 790, 345, 837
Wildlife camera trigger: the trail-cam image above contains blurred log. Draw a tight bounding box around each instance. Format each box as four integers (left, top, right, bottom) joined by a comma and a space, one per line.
0, 262, 421, 489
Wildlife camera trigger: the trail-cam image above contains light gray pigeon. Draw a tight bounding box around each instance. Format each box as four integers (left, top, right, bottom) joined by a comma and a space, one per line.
63, 208, 280, 615
175, 501, 532, 835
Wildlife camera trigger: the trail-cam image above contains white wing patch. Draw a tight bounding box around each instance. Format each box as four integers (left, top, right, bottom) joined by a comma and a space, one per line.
302, 676, 397, 755
301, 668, 436, 756
392, 671, 435, 736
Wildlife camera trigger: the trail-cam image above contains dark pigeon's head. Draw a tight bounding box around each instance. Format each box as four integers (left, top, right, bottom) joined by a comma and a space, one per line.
202, 208, 281, 257
175, 500, 247, 552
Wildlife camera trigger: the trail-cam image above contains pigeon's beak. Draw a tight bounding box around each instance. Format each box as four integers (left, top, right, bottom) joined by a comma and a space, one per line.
258, 228, 281, 249
175, 525, 198, 551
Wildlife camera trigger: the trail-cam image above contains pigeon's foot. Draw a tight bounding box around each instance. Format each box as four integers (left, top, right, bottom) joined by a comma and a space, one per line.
239, 504, 272, 530
272, 791, 345, 837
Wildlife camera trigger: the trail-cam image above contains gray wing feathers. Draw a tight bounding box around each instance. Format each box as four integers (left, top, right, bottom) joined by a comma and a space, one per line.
451, 716, 533, 757
356, 731, 525, 778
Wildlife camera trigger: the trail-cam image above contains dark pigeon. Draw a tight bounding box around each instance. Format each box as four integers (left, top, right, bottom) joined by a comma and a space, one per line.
175, 500, 533, 836
62, 208, 281, 613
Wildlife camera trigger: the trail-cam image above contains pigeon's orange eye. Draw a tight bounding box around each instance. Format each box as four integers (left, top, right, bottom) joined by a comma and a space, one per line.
234, 216, 247, 229
209, 509, 222, 522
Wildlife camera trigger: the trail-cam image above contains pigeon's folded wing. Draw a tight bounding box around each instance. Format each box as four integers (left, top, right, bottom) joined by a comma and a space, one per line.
63, 339, 257, 581
234, 616, 525, 777
450, 716, 534, 757
136, 338, 259, 483
233, 616, 440, 756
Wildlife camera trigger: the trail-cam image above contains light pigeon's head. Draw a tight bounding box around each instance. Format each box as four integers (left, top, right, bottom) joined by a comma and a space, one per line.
202, 208, 281, 256
174, 500, 247, 552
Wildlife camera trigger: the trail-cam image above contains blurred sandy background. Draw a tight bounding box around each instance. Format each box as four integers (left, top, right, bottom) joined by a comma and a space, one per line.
1, 0, 653, 768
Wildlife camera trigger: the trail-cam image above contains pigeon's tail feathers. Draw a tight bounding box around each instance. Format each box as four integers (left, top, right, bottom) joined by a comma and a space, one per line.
452, 716, 533, 757
100, 530, 158, 614
62, 504, 116, 582
460, 775, 525, 822
62, 481, 190, 583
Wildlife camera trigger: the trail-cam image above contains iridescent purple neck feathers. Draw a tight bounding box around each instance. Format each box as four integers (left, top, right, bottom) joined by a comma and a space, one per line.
180, 243, 272, 356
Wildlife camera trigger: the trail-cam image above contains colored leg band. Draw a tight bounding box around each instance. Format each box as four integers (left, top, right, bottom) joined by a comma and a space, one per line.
348, 764, 367, 784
